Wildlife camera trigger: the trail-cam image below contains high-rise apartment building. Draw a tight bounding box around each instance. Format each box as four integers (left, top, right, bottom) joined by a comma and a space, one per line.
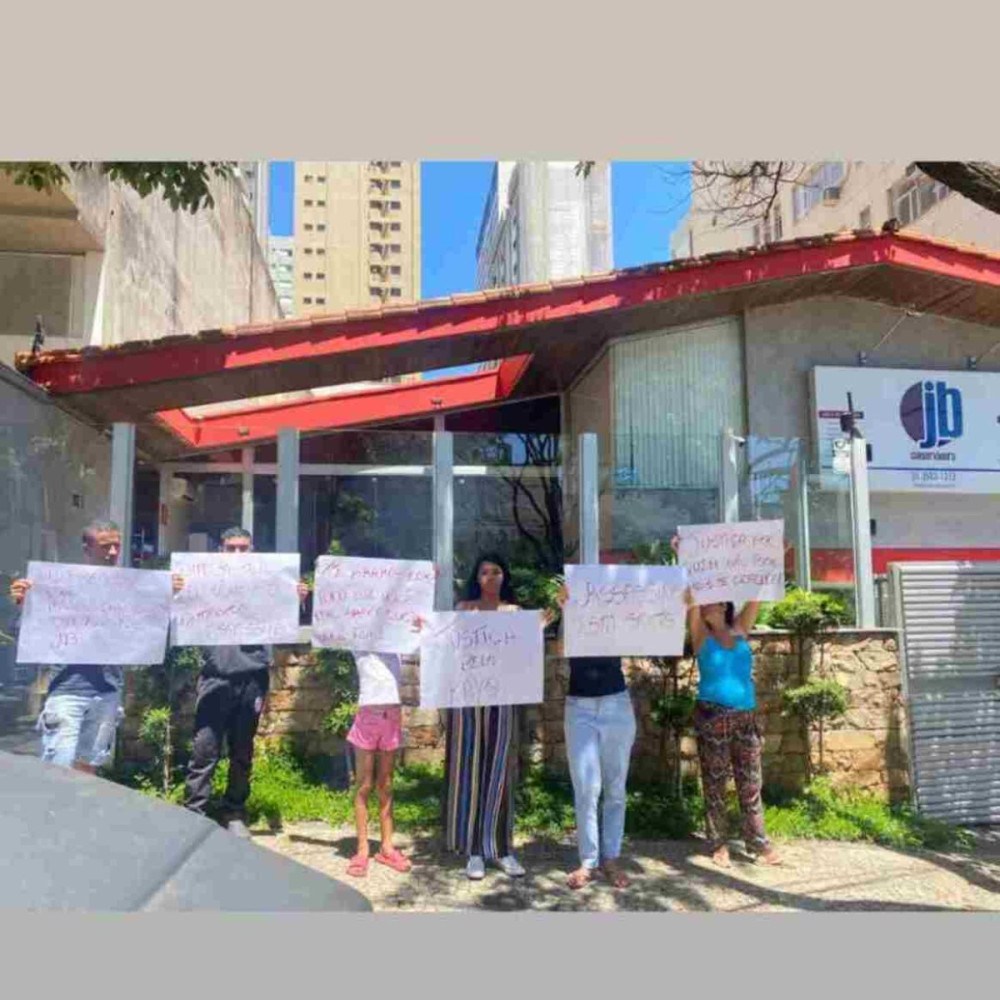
293, 161, 420, 315
268, 236, 294, 316
476, 161, 613, 289
670, 161, 1000, 259
238, 162, 270, 248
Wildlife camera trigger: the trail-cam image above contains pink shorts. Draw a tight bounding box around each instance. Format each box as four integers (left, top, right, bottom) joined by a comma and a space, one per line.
347, 705, 403, 752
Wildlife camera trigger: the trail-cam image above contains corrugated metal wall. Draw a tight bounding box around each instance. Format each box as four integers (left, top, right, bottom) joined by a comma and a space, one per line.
612, 318, 746, 488
891, 561, 1000, 824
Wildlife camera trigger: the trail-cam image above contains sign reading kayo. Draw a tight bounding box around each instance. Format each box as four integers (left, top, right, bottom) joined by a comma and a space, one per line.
312, 556, 436, 654
16, 562, 173, 666
677, 520, 785, 605
563, 564, 687, 657
419, 610, 544, 709
170, 552, 301, 646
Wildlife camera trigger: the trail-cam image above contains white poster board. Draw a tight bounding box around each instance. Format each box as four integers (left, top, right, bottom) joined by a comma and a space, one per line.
170, 552, 300, 646
15, 562, 172, 666
563, 564, 687, 657
419, 610, 544, 709
677, 520, 785, 605
812, 365, 1000, 494
312, 556, 436, 654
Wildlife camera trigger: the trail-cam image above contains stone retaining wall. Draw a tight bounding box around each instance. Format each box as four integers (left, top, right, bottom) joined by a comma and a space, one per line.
120, 630, 909, 800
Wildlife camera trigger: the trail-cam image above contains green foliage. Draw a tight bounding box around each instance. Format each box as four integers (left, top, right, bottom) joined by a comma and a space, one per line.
321, 699, 359, 739
629, 538, 678, 567
782, 679, 850, 726
764, 777, 974, 852
761, 587, 848, 637
650, 691, 697, 732
138, 706, 171, 755
509, 566, 563, 622
0, 161, 236, 213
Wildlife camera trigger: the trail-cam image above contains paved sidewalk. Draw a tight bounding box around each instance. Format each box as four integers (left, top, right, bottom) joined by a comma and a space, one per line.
254, 823, 1000, 912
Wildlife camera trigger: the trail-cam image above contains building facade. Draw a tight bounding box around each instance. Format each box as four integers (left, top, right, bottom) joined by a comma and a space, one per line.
0, 165, 280, 367
238, 162, 270, 248
670, 161, 1000, 260
292, 161, 421, 316
268, 236, 295, 316
476, 161, 613, 289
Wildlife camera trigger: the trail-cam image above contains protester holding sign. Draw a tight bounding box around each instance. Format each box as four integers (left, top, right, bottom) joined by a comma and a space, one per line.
435, 552, 553, 881
344, 650, 412, 878
7, 520, 181, 774
173, 527, 309, 837
555, 581, 635, 890
672, 535, 781, 868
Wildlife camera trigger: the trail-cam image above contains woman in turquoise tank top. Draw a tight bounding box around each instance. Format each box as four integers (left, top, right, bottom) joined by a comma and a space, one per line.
673, 538, 781, 868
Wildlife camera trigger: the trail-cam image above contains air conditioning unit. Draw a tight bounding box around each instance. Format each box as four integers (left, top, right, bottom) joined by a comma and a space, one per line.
823, 186, 842, 203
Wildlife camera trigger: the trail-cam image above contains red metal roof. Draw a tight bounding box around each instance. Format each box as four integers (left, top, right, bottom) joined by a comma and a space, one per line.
18, 229, 1000, 457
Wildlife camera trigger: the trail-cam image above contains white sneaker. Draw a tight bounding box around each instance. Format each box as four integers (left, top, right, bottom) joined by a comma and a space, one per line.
497, 854, 526, 878
466, 855, 486, 880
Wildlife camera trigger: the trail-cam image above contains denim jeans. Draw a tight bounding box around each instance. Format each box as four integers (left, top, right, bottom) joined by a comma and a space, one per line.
37, 690, 123, 769
564, 690, 636, 868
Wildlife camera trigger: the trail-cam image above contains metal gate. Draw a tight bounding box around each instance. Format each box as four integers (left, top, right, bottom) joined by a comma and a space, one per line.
890, 562, 1000, 825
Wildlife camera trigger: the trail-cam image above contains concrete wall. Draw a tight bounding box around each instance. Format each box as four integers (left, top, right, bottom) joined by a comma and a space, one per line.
0, 366, 112, 690
66, 166, 280, 349
0, 254, 76, 363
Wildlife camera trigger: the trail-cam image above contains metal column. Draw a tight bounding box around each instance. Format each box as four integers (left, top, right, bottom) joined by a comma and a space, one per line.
849, 432, 876, 628
432, 430, 454, 610
157, 465, 173, 557
276, 428, 299, 553
241, 446, 255, 537
718, 428, 741, 523
795, 449, 812, 590
109, 422, 135, 566
578, 433, 600, 564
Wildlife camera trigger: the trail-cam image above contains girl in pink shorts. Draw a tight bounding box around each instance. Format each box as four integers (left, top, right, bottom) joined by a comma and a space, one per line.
345, 651, 412, 877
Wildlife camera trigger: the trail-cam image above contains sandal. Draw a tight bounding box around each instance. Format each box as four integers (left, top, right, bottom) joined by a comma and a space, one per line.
346, 853, 370, 878
374, 848, 412, 873
566, 867, 597, 890
755, 846, 783, 866
603, 862, 630, 889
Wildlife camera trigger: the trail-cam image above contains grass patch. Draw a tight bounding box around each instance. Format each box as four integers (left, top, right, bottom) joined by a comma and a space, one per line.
110, 748, 971, 853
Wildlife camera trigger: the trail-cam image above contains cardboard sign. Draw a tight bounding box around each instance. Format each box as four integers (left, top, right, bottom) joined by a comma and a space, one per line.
311, 556, 436, 654
563, 564, 687, 657
419, 610, 544, 709
15, 562, 172, 666
170, 552, 300, 645
677, 519, 785, 605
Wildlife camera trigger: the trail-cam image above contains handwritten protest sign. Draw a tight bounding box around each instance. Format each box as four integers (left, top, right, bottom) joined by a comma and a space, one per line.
170, 552, 300, 646
563, 564, 687, 657
677, 519, 785, 605
16, 562, 172, 665
419, 610, 544, 709
312, 556, 436, 654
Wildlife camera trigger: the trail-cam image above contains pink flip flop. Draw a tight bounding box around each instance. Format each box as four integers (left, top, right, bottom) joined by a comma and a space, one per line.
374, 848, 412, 873
346, 854, 370, 877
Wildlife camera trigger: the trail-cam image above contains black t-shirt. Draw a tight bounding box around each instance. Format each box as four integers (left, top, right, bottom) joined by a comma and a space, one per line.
568, 656, 626, 698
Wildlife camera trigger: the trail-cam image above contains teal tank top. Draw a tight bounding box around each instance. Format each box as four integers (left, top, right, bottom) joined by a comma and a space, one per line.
696, 634, 756, 711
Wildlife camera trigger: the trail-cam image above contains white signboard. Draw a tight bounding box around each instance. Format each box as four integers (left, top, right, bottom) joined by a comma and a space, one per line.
563, 564, 687, 657
312, 556, 436, 654
678, 520, 785, 605
813, 365, 1000, 494
16, 562, 172, 666
419, 610, 544, 709
170, 552, 300, 646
